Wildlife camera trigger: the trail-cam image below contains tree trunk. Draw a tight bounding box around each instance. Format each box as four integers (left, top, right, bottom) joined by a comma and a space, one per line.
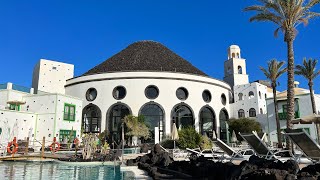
308, 81, 317, 114
286, 37, 295, 150
273, 84, 283, 148
308, 81, 320, 143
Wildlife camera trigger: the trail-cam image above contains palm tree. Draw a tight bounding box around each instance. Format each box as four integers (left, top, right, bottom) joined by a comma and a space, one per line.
245, 0, 320, 149
295, 58, 320, 142
260, 59, 287, 148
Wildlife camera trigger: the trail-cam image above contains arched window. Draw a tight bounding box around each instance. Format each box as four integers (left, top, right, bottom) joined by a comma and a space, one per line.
260, 108, 263, 114
238, 109, 245, 118
221, 93, 227, 105
259, 91, 261, 99
249, 108, 256, 117
139, 103, 164, 143
82, 104, 101, 133
199, 106, 215, 137
171, 104, 194, 130
108, 104, 131, 143
237, 53, 240, 58
232, 53, 235, 58
238, 93, 243, 101
238, 66, 242, 74
265, 94, 267, 99
249, 91, 254, 98
219, 109, 229, 143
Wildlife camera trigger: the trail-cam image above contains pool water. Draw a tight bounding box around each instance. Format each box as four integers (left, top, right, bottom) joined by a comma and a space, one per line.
0, 161, 135, 180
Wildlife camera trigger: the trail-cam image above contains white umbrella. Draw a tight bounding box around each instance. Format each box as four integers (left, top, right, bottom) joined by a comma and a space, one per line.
171, 122, 179, 149
292, 113, 320, 124
262, 133, 269, 144
231, 130, 237, 143
292, 113, 320, 143
212, 130, 217, 139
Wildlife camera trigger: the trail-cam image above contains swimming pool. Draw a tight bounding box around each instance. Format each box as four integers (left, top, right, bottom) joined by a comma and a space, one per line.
0, 161, 135, 180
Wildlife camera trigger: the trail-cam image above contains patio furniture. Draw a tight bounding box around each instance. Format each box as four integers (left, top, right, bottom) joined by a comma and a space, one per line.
186, 147, 214, 159
239, 132, 276, 160
212, 138, 251, 161
283, 129, 320, 163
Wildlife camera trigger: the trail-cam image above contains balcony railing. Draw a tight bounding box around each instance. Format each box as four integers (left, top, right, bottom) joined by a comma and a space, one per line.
12, 84, 31, 93
278, 111, 300, 120
0, 84, 6, 90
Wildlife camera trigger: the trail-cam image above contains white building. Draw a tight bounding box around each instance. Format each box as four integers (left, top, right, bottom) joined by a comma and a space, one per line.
257, 83, 319, 145
65, 41, 232, 144
0, 41, 318, 148
0, 60, 82, 150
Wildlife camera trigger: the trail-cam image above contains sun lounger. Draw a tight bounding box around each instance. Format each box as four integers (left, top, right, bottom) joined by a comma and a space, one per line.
186, 148, 214, 159
212, 138, 243, 161
283, 129, 320, 163
239, 132, 276, 160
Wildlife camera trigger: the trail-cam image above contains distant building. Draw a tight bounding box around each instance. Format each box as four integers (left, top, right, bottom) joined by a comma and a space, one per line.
257, 83, 318, 145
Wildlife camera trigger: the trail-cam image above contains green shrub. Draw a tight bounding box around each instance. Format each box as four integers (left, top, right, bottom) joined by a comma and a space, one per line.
200, 135, 213, 150
177, 127, 202, 149
228, 118, 262, 141
160, 139, 175, 149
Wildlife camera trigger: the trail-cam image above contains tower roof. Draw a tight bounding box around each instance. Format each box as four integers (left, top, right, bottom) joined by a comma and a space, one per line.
83, 41, 207, 76
229, 45, 240, 49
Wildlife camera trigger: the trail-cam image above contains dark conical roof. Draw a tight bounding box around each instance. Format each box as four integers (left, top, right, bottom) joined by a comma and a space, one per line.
83, 41, 207, 76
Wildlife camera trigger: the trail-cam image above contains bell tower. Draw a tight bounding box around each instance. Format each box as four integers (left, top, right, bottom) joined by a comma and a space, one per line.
223, 45, 249, 88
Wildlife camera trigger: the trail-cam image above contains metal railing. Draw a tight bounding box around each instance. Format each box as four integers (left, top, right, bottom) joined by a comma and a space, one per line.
0, 84, 7, 90
278, 111, 300, 120
12, 84, 31, 93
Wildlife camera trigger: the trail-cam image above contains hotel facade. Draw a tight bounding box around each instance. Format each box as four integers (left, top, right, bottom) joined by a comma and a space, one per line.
0, 41, 318, 149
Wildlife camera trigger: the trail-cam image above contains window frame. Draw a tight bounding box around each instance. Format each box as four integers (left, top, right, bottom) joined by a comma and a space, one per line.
238, 109, 245, 118
249, 108, 256, 117
145, 85, 159, 99
112, 86, 127, 100
64, 103, 76, 121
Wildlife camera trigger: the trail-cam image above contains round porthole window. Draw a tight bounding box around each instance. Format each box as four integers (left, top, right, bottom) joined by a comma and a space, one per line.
113, 86, 126, 100
145, 85, 159, 99
86, 88, 97, 101
176, 87, 188, 100
202, 90, 212, 103
221, 93, 227, 105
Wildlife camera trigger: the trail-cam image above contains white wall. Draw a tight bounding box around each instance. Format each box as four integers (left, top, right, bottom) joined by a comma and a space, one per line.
66, 71, 232, 139
32, 59, 74, 94
22, 93, 83, 145
0, 110, 36, 150
231, 82, 268, 118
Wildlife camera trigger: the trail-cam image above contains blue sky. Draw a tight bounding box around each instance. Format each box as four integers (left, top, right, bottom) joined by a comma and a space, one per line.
1, 1, 320, 92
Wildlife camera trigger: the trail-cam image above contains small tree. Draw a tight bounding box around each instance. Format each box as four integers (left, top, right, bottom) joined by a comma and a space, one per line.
123, 115, 150, 146
81, 133, 97, 160
260, 59, 287, 148
228, 118, 262, 141
98, 130, 108, 145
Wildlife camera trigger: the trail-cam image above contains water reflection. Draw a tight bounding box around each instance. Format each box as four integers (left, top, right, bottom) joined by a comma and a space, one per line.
0, 161, 134, 180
